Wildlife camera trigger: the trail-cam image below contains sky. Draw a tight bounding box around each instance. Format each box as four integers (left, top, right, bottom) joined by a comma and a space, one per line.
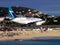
0, 0, 60, 16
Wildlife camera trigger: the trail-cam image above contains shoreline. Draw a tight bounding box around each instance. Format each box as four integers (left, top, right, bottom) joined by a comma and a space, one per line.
1, 36, 60, 41
0, 30, 60, 41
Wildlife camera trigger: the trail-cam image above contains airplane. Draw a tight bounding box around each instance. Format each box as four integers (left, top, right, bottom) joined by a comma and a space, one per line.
7, 6, 45, 26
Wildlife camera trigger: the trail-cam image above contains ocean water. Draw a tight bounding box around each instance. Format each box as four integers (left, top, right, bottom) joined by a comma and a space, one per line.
0, 40, 60, 45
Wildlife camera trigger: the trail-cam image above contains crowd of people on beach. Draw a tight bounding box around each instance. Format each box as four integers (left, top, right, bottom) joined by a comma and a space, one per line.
0, 24, 49, 32
0, 22, 50, 39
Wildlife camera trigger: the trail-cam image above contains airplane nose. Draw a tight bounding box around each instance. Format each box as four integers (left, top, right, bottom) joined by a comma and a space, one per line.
36, 21, 45, 25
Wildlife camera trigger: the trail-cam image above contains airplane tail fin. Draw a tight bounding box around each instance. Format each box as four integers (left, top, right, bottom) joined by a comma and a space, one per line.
8, 6, 17, 19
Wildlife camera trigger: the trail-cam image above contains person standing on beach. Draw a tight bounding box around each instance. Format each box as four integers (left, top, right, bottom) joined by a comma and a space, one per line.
40, 27, 44, 32
44, 26, 48, 31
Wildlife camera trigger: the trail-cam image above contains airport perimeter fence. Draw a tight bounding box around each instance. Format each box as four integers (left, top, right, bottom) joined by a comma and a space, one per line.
40, 25, 60, 30
40, 25, 60, 28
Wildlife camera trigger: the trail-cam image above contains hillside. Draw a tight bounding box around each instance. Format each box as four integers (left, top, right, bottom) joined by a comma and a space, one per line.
0, 6, 60, 25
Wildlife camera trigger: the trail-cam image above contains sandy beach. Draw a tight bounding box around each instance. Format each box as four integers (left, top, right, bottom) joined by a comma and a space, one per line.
0, 30, 60, 41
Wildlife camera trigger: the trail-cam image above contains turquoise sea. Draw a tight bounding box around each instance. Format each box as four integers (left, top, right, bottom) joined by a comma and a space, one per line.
0, 39, 60, 45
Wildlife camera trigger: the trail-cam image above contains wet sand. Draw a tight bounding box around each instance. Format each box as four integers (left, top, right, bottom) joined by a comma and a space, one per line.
0, 30, 60, 41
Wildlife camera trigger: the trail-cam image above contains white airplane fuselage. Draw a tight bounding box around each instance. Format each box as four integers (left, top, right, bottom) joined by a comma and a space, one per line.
11, 17, 45, 25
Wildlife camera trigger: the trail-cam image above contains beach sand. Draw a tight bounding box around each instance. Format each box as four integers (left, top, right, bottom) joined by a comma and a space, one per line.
0, 30, 60, 41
